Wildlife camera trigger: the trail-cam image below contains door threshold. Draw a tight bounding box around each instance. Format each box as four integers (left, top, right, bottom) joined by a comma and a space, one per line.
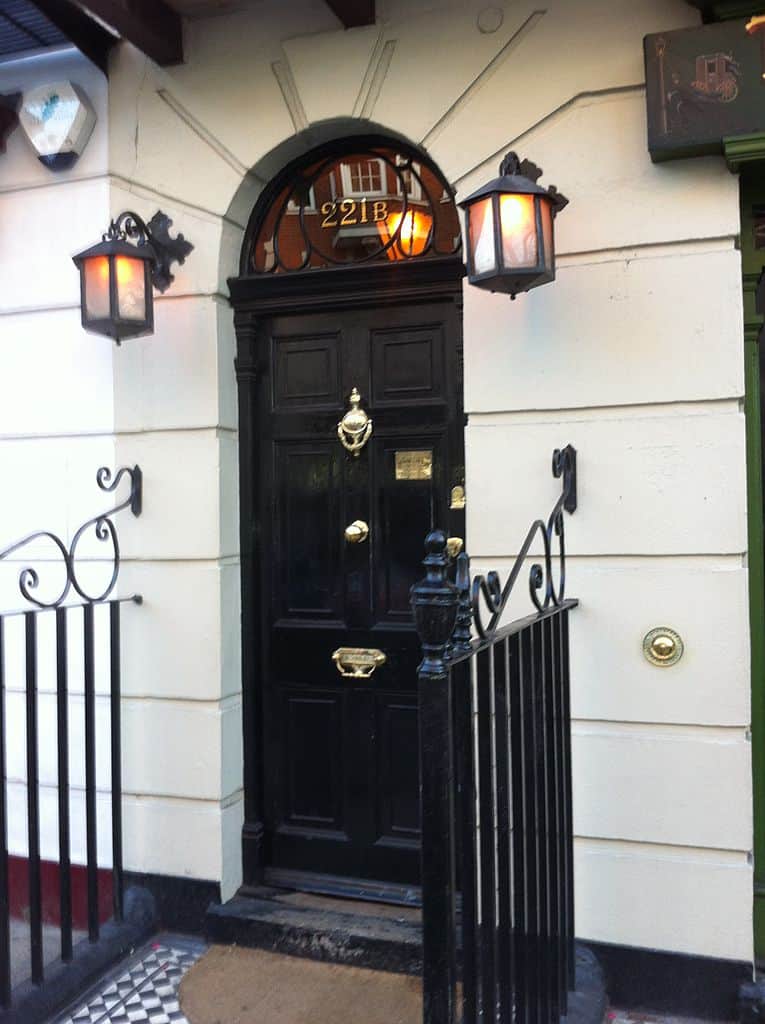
253, 867, 422, 908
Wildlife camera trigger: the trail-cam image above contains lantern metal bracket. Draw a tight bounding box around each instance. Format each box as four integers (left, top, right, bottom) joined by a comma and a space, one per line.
498, 151, 570, 217
499, 152, 542, 181
106, 210, 194, 293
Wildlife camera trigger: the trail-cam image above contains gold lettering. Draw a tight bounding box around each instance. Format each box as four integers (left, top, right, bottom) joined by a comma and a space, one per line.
360, 197, 368, 224
340, 199, 357, 226
320, 200, 338, 228
372, 200, 388, 222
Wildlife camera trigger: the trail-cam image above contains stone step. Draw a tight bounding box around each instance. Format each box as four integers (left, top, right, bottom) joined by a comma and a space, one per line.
205, 890, 423, 976
205, 888, 607, 1024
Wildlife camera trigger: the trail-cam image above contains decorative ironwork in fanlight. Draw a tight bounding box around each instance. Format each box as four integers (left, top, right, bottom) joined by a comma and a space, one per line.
249, 145, 462, 273
451, 445, 577, 646
0, 465, 142, 609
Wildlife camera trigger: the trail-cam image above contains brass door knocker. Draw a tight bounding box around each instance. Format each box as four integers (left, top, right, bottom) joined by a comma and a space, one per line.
337, 388, 372, 456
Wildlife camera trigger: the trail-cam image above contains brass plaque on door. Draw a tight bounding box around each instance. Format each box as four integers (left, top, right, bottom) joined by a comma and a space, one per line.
395, 450, 432, 481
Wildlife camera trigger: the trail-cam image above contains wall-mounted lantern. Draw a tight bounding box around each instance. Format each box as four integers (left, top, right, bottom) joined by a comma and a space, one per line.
72, 210, 193, 344
459, 152, 568, 299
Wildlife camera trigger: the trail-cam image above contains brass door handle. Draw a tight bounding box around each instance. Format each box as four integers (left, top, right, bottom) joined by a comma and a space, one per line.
332, 647, 386, 678
344, 520, 369, 544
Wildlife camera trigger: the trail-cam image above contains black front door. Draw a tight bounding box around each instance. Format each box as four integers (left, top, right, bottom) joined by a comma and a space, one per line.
239, 271, 464, 887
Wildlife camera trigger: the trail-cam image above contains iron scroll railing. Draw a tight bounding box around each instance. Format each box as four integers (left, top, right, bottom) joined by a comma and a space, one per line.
0, 467, 142, 1011
411, 446, 577, 1024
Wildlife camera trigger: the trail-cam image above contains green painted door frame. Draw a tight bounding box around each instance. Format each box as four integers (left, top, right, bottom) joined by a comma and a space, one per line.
730, 144, 765, 963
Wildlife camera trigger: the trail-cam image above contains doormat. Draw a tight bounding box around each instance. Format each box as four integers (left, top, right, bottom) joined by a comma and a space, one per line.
51, 934, 205, 1024
179, 945, 423, 1024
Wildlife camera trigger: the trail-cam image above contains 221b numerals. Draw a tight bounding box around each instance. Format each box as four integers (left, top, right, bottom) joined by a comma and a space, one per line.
320, 198, 388, 228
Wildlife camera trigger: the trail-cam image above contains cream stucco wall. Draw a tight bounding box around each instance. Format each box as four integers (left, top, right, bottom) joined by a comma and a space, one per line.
0, 0, 753, 964
0, 46, 119, 871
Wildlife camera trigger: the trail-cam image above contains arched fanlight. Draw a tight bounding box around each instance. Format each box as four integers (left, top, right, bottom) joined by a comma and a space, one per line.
72, 211, 193, 344
459, 152, 568, 299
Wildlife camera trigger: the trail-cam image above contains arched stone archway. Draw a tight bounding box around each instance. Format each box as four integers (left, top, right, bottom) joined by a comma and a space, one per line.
217, 118, 451, 288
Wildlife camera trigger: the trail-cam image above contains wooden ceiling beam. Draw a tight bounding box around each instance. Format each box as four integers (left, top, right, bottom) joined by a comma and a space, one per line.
324, 0, 375, 28
33, 0, 183, 68
72, 0, 183, 65
30, 0, 115, 73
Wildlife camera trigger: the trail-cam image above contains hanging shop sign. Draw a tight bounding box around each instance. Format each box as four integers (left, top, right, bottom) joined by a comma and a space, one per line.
19, 81, 96, 170
645, 18, 765, 162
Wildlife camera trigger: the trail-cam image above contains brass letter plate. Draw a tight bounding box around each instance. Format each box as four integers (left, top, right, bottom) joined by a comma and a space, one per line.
395, 450, 432, 481
332, 647, 387, 679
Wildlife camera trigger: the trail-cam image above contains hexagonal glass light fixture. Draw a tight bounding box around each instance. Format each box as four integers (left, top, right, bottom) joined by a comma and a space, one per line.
72, 211, 193, 344
459, 152, 568, 299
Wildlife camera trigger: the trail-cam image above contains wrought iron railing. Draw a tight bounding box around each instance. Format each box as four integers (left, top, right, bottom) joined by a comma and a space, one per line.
0, 467, 141, 1012
412, 446, 577, 1024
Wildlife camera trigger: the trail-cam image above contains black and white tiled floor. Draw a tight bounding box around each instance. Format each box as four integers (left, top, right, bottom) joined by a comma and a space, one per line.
51, 935, 206, 1024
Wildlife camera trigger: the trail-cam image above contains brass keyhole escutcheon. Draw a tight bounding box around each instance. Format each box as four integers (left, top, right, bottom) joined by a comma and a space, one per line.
643, 627, 684, 667
450, 485, 466, 510
345, 520, 369, 544
338, 388, 372, 456
446, 537, 464, 559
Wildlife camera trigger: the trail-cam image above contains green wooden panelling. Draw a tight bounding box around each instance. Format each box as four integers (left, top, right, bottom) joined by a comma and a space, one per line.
725, 133, 765, 171
688, 0, 765, 20
740, 170, 765, 965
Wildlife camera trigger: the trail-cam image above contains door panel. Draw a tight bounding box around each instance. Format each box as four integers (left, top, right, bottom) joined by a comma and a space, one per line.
377, 698, 420, 839
252, 298, 463, 885
374, 437, 443, 621
371, 324, 445, 405
273, 333, 342, 409
276, 444, 342, 619
284, 691, 344, 827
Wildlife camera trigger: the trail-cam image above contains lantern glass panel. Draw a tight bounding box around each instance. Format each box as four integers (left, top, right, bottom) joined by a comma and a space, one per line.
115, 255, 147, 321
379, 209, 433, 260
468, 197, 496, 275
499, 193, 538, 269
540, 197, 554, 270
83, 256, 111, 320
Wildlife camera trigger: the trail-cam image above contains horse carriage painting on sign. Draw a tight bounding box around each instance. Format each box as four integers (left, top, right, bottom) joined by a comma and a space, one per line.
644, 18, 765, 162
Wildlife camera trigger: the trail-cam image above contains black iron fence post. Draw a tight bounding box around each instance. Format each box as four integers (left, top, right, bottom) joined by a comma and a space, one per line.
413, 447, 579, 1024
0, 466, 141, 1011
411, 530, 460, 1024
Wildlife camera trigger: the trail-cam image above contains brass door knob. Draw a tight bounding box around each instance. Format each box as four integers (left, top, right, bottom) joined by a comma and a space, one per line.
344, 520, 369, 544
